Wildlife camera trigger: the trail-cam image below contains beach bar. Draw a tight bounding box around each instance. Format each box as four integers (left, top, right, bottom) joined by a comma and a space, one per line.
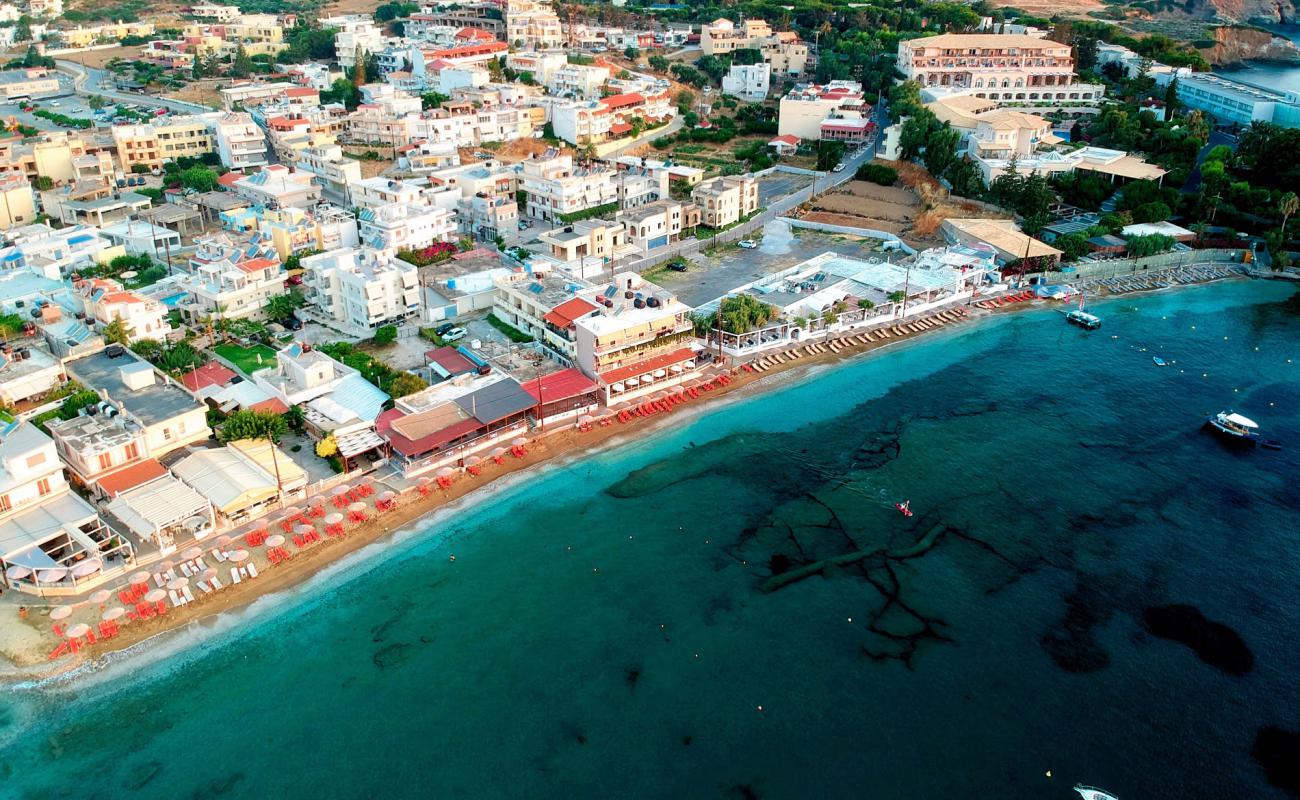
104, 474, 215, 557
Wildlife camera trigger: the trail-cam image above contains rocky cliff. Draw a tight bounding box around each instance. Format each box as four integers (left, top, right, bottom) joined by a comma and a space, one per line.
1197, 25, 1300, 64
1190, 0, 1296, 25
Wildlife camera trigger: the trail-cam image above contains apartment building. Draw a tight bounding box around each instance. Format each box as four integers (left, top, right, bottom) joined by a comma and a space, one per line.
0, 68, 61, 100
326, 15, 389, 69
1156, 69, 1300, 128
899, 33, 1074, 92
190, 2, 242, 21
60, 21, 155, 49
613, 167, 667, 210
722, 62, 770, 103
111, 117, 215, 172
571, 272, 695, 391
520, 153, 618, 223
181, 234, 285, 322
293, 144, 363, 205
492, 270, 594, 360
551, 91, 674, 146
505, 51, 567, 85
617, 200, 699, 253
395, 139, 461, 174
537, 219, 626, 265
211, 112, 269, 171
0, 173, 35, 229
548, 63, 612, 100
351, 176, 434, 210
405, 4, 505, 41
777, 80, 867, 141
506, 0, 562, 50
222, 205, 359, 261
691, 174, 758, 229
301, 247, 421, 330
182, 13, 289, 59
75, 277, 172, 342
358, 203, 458, 252
700, 18, 807, 76
0, 132, 103, 184
231, 165, 323, 210
460, 193, 519, 245
0, 421, 126, 596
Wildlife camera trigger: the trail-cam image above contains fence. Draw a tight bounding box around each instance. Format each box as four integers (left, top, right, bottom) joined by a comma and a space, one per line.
1029, 248, 1245, 284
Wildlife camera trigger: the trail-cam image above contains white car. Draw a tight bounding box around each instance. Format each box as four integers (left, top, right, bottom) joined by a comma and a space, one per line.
737, 239, 758, 249
443, 327, 467, 342
832, 162, 846, 173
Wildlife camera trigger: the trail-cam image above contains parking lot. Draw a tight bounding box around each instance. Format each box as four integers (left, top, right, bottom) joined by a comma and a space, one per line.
649, 224, 900, 307
756, 171, 815, 206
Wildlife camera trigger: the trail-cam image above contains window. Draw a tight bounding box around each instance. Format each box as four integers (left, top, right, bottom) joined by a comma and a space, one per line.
98, 452, 113, 470
163, 428, 173, 441
25, 452, 47, 469
37, 478, 52, 496
125, 442, 139, 460
0, 494, 9, 512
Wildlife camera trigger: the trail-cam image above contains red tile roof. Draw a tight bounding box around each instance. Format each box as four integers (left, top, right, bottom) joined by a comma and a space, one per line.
284, 87, 318, 97
601, 93, 645, 110
249, 397, 290, 415
431, 41, 508, 59
521, 368, 597, 403
96, 459, 167, 498
609, 122, 633, 135
180, 362, 237, 392
425, 346, 477, 376
770, 134, 800, 146
542, 297, 599, 330
376, 407, 483, 458
599, 347, 697, 385
237, 257, 278, 273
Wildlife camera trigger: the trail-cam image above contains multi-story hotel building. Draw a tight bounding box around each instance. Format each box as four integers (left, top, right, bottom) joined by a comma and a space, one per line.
112, 117, 216, 172
301, 247, 421, 331
897, 33, 1103, 105
521, 153, 618, 223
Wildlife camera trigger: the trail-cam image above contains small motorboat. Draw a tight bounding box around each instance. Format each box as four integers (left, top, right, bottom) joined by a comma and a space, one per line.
1205, 410, 1261, 444
1261, 439, 1283, 451
1152, 356, 1168, 366
894, 501, 913, 517
1074, 785, 1120, 800
1066, 309, 1101, 330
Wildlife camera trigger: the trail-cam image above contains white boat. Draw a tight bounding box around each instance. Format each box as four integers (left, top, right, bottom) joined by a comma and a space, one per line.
1066, 309, 1101, 329
1206, 410, 1260, 443
1075, 785, 1120, 800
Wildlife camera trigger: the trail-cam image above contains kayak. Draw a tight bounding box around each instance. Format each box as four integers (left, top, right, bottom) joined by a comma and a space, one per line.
1152, 356, 1168, 366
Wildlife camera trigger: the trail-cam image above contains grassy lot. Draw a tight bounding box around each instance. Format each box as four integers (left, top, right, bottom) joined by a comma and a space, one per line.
214, 343, 278, 376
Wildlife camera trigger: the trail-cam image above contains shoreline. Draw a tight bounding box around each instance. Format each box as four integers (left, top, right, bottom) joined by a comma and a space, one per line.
0, 273, 1256, 686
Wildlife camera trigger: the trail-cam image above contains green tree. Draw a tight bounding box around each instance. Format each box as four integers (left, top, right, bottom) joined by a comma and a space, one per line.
1278, 191, 1299, 242
230, 45, 254, 78
421, 91, 449, 110
264, 289, 305, 323
178, 166, 220, 192
624, 46, 640, 60
675, 89, 694, 114
373, 324, 397, 345
922, 123, 961, 178
1131, 201, 1172, 224
0, 313, 24, 342
102, 317, 131, 345
1056, 232, 1092, 261
1164, 77, 1179, 119
14, 15, 31, 42
888, 80, 924, 121
389, 371, 427, 398
220, 409, 287, 490
648, 54, 669, 73
898, 110, 934, 161
88, 95, 107, 110
816, 141, 845, 171
352, 45, 368, 86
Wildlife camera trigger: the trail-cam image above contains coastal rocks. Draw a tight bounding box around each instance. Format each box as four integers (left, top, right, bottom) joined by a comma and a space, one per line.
1198, 25, 1300, 64
1141, 604, 1254, 675
1039, 584, 1115, 674
1252, 726, 1300, 797
373, 642, 417, 671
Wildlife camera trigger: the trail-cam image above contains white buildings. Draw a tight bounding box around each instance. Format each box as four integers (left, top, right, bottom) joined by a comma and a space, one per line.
0, 420, 128, 596
1155, 69, 1300, 128
548, 63, 612, 100
0, 345, 64, 407
300, 248, 421, 331
351, 176, 435, 210
691, 174, 759, 229
251, 341, 390, 422
327, 15, 389, 69
520, 152, 618, 223
0, 223, 118, 279
75, 278, 173, 342
506, 0, 562, 50
550, 91, 674, 146
181, 235, 285, 323
505, 51, 567, 85
722, 62, 771, 103
700, 18, 808, 76
777, 80, 868, 141
293, 144, 363, 206
357, 203, 458, 252
211, 112, 270, 171
617, 200, 699, 253
231, 165, 323, 210
900, 33, 1105, 108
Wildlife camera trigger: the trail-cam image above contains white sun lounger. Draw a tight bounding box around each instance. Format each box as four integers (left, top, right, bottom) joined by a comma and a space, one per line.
180, 562, 193, 577
230, 567, 242, 585
210, 549, 226, 563
209, 576, 224, 590
246, 562, 259, 579
169, 589, 183, 607
197, 580, 212, 594
153, 573, 165, 588
182, 586, 195, 604
196, 558, 210, 572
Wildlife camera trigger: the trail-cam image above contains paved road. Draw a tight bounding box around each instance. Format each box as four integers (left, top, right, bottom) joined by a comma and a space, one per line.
1183, 129, 1237, 194
599, 113, 685, 158
56, 61, 215, 114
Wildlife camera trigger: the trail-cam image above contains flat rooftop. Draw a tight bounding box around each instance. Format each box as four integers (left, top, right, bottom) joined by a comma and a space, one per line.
65, 350, 203, 427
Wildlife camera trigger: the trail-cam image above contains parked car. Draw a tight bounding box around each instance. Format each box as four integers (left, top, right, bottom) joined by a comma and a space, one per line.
737, 239, 758, 249
435, 322, 456, 336
517, 220, 529, 230
667, 261, 688, 272
285, 316, 302, 330
443, 327, 467, 342
832, 162, 846, 173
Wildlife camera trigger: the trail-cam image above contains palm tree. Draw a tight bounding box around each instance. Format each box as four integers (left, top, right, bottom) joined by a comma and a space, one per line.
1278, 192, 1299, 243
221, 409, 287, 496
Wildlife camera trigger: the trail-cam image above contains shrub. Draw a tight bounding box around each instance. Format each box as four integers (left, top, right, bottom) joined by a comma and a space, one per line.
855, 163, 898, 186
373, 324, 397, 345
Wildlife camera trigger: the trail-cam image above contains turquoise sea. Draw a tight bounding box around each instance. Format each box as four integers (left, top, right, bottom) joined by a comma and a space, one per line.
2, 281, 1299, 799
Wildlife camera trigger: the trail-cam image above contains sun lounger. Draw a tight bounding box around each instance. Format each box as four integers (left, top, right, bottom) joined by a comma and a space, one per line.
169, 589, 182, 607
197, 580, 212, 594
153, 573, 164, 588
247, 563, 259, 579
230, 567, 242, 585
196, 558, 209, 572
210, 548, 226, 563
164, 568, 177, 582
210, 576, 224, 590
182, 586, 195, 603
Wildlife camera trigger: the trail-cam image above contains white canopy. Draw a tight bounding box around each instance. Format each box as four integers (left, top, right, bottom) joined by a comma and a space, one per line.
1223, 412, 1258, 428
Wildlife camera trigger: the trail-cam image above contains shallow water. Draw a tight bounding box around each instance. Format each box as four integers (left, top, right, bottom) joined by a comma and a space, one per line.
2, 282, 1299, 800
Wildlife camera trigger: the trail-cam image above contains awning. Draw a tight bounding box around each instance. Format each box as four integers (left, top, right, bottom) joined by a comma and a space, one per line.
336, 427, 386, 458
96, 459, 168, 498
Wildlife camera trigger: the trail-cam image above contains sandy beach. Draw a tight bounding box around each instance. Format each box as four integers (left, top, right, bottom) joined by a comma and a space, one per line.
1, 272, 1247, 682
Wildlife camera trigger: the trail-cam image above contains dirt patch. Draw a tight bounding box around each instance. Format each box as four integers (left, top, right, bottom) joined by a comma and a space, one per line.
74, 46, 143, 70
163, 80, 224, 109
989, 0, 1105, 16
461, 138, 569, 164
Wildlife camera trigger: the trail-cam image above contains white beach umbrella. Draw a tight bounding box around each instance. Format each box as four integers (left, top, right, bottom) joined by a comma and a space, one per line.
49, 605, 73, 621
70, 560, 103, 578
144, 589, 167, 603
65, 623, 91, 639
89, 589, 112, 605
227, 550, 250, 563
167, 577, 189, 591
5, 565, 31, 581
102, 607, 125, 621
37, 567, 68, 583
265, 534, 286, 548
